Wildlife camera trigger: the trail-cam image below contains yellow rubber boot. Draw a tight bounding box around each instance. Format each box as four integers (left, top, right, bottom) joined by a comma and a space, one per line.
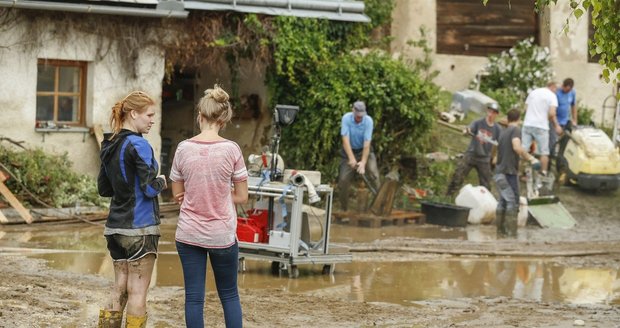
125, 313, 147, 328
98, 309, 123, 328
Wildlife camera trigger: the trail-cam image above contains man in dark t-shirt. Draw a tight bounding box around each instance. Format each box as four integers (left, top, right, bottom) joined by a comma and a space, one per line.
446, 103, 502, 196
494, 109, 540, 237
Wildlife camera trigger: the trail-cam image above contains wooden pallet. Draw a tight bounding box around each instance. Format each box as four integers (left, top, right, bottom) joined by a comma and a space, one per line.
332, 210, 425, 228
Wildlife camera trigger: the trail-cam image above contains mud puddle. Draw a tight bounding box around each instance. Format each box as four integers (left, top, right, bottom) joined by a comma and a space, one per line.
25, 251, 620, 306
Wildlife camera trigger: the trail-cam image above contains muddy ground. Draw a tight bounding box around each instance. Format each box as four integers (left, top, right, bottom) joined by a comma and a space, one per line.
1, 187, 620, 327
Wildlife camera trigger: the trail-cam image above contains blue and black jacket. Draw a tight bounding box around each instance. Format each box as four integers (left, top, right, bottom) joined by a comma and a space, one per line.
97, 129, 166, 230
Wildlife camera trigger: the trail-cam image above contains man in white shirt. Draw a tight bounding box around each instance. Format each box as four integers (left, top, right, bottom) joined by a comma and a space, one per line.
522, 82, 562, 175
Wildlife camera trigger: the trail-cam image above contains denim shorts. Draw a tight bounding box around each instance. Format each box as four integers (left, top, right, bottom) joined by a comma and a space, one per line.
105, 234, 159, 261
522, 126, 549, 155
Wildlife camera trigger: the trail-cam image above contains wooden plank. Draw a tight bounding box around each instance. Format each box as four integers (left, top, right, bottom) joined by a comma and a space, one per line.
332, 210, 425, 228
436, 0, 537, 56
0, 209, 8, 223
0, 181, 33, 224
92, 124, 104, 149
370, 180, 399, 216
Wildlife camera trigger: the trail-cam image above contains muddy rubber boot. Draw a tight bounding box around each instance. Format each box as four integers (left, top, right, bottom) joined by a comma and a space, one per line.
503, 210, 519, 238
125, 313, 147, 328
495, 209, 506, 236
97, 309, 123, 328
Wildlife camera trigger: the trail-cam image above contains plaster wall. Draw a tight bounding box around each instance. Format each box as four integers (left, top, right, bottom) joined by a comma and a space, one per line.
0, 15, 165, 177
391, 0, 615, 123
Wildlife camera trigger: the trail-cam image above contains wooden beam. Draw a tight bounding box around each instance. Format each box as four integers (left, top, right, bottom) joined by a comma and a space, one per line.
0, 208, 8, 224
92, 124, 104, 150
0, 178, 33, 224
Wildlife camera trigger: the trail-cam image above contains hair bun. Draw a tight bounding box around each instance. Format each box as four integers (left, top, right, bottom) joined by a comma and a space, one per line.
204, 85, 229, 103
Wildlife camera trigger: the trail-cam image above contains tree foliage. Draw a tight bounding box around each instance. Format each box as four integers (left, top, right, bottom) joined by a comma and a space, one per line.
278, 51, 438, 181
269, 3, 440, 182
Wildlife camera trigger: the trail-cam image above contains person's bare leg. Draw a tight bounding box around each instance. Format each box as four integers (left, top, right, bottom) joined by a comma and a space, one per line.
126, 254, 156, 316
107, 260, 128, 311
540, 155, 549, 174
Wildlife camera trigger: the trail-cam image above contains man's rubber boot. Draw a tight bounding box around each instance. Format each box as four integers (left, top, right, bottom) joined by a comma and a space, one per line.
503, 210, 519, 238
126, 313, 147, 328
97, 309, 123, 328
495, 209, 506, 236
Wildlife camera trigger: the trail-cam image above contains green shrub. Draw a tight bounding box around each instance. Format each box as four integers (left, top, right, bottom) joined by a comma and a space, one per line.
577, 103, 595, 126
484, 88, 525, 113
0, 145, 105, 208
476, 38, 554, 98
278, 51, 438, 182
270, 14, 439, 183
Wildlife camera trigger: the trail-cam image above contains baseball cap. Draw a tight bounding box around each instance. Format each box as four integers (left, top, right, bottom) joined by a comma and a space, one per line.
486, 102, 500, 112
353, 101, 366, 117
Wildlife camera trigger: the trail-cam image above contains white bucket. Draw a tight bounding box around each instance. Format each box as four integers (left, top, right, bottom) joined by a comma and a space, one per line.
455, 184, 498, 224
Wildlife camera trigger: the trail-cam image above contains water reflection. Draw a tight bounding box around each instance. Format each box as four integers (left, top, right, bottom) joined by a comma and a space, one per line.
3, 215, 619, 307
31, 252, 620, 306
0, 218, 492, 252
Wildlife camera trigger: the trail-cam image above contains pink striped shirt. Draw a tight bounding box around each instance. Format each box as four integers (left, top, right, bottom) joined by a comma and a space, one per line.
170, 139, 247, 248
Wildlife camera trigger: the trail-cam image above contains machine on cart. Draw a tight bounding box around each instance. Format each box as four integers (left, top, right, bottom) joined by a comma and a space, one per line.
238, 177, 352, 278
237, 104, 352, 278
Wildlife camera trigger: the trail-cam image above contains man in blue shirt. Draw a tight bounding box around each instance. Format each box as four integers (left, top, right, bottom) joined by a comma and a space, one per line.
551, 78, 577, 159
338, 101, 380, 211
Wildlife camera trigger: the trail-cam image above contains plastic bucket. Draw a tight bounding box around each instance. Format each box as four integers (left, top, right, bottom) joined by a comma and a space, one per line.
421, 201, 471, 227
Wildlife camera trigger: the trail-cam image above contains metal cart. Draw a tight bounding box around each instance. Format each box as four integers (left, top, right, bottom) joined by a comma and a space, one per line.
238, 177, 352, 278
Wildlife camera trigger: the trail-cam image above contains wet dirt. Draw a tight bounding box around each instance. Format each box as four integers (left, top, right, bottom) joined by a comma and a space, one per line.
2, 187, 620, 327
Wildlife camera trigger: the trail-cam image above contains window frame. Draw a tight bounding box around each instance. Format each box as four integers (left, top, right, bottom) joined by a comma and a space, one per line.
36, 59, 87, 127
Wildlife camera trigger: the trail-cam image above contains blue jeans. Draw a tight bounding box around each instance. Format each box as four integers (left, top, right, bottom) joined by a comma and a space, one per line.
494, 173, 519, 212
176, 241, 242, 328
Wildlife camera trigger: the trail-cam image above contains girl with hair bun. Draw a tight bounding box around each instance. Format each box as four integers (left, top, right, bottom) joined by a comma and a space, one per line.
170, 85, 248, 328
97, 90, 167, 328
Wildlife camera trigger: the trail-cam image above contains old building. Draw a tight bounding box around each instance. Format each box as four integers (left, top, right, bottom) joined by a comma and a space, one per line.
0, 0, 368, 177
391, 0, 617, 123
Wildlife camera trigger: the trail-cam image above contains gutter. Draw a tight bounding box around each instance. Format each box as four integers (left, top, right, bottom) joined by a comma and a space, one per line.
184, 0, 370, 22
0, 0, 189, 18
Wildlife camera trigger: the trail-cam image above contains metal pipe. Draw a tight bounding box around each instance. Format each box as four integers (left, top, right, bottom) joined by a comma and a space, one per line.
204, 0, 365, 13
184, 0, 370, 22
249, 185, 295, 194
0, 0, 189, 18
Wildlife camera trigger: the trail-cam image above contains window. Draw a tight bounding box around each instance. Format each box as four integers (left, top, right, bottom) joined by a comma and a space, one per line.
36, 59, 87, 127
436, 0, 538, 56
